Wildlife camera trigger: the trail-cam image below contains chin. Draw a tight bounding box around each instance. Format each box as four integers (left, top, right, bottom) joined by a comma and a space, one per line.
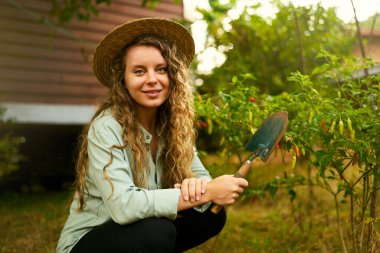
144, 101, 166, 108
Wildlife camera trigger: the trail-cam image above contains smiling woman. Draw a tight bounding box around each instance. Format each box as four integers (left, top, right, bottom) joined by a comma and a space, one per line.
56, 17, 249, 253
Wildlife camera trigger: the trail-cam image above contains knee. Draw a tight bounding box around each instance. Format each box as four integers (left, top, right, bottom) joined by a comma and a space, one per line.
210, 207, 227, 236
136, 218, 176, 253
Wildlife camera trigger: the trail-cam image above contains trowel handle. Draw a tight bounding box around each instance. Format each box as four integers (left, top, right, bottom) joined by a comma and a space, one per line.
234, 159, 253, 178
210, 159, 253, 214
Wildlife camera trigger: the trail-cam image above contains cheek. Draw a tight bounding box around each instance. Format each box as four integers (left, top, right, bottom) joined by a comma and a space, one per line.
162, 75, 170, 88
158, 70, 168, 81
123, 79, 136, 100
124, 74, 138, 90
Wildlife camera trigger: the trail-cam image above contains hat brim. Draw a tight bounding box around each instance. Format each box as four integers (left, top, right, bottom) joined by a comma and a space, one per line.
93, 17, 195, 87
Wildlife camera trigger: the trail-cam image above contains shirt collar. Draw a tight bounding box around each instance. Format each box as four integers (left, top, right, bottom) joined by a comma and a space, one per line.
140, 126, 153, 144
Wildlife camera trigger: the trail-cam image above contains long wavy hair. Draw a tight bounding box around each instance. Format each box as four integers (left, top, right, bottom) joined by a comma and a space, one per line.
75, 35, 195, 210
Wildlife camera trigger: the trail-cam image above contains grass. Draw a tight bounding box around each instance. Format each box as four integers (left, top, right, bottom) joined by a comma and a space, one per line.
0, 153, 378, 252
189, 195, 345, 253
0, 191, 69, 253
0, 189, 348, 253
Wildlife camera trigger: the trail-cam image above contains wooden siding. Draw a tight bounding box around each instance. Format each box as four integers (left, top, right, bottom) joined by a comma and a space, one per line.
0, 0, 184, 105
352, 29, 380, 61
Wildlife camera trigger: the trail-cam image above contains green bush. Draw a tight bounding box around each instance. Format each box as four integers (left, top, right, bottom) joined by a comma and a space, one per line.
195, 52, 380, 252
0, 106, 24, 177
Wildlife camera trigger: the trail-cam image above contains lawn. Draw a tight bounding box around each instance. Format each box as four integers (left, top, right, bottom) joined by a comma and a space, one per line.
0, 187, 349, 253
0, 155, 377, 252
0, 191, 69, 253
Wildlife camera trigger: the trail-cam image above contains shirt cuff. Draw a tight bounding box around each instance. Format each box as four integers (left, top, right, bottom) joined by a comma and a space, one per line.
153, 188, 181, 220
193, 201, 212, 213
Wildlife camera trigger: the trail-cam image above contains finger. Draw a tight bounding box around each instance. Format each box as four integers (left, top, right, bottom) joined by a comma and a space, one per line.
195, 179, 202, 201
174, 183, 181, 189
227, 198, 235, 205
188, 178, 196, 202
181, 179, 189, 201
236, 186, 245, 194
237, 178, 249, 188
201, 179, 208, 194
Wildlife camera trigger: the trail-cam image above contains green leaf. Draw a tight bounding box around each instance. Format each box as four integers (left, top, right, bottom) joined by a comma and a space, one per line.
265, 183, 278, 198
315, 150, 333, 176
288, 188, 297, 201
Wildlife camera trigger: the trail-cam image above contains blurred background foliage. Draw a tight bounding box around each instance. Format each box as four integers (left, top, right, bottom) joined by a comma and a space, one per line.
195, 0, 356, 94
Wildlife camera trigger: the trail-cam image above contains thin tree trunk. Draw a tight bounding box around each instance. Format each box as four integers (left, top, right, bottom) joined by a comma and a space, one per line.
366, 12, 378, 56
293, 8, 306, 74
350, 0, 368, 77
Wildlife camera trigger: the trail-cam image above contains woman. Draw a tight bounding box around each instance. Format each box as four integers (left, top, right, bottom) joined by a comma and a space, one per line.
57, 17, 248, 253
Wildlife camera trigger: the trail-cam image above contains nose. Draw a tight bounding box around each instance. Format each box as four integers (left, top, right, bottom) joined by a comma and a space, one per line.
146, 70, 158, 85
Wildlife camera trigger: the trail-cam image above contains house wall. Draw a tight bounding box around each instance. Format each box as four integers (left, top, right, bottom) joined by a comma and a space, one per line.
352, 29, 380, 61
0, 0, 183, 124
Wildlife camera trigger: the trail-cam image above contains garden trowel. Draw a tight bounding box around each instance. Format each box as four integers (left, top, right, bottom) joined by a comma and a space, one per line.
211, 111, 288, 213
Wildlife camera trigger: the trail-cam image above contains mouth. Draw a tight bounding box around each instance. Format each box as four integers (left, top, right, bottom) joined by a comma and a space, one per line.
142, 90, 161, 94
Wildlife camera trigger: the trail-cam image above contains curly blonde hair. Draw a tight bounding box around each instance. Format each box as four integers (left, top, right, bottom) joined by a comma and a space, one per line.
75, 35, 195, 210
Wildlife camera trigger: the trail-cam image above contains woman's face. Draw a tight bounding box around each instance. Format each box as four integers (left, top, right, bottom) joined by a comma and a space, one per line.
124, 45, 170, 113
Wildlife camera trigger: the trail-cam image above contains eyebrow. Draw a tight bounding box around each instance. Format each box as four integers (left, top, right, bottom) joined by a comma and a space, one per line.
130, 64, 145, 69
128, 63, 168, 68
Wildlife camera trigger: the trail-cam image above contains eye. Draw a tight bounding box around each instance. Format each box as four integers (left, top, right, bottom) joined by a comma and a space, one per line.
157, 67, 168, 73
134, 69, 145, 75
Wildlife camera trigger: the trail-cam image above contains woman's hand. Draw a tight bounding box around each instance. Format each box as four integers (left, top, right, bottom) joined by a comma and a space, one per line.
204, 175, 248, 206
175, 175, 248, 212
174, 178, 209, 202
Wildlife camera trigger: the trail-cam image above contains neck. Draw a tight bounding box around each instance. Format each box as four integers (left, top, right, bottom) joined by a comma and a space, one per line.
136, 107, 158, 134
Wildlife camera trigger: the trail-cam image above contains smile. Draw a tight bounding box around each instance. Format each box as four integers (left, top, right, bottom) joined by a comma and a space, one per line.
142, 90, 161, 94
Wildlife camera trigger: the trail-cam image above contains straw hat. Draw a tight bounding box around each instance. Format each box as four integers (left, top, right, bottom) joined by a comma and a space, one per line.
93, 17, 195, 87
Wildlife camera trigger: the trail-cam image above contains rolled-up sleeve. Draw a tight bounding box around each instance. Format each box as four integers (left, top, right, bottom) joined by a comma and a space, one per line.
87, 127, 181, 225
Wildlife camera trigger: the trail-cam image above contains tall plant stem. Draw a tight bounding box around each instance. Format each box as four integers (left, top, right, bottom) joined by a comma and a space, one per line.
307, 164, 315, 231
334, 194, 348, 253
367, 166, 379, 252
359, 168, 369, 252
369, 134, 380, 252
350, 192, 357, 253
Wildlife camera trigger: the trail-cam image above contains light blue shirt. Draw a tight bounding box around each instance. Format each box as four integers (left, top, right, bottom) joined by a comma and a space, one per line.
56, 110, 212, 253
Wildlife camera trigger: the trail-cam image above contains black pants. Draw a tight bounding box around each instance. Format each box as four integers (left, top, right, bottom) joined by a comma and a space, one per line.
70, 206, 226, 253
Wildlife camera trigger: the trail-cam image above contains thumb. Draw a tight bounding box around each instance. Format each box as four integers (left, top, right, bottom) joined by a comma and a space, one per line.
174, 183, 181, 189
